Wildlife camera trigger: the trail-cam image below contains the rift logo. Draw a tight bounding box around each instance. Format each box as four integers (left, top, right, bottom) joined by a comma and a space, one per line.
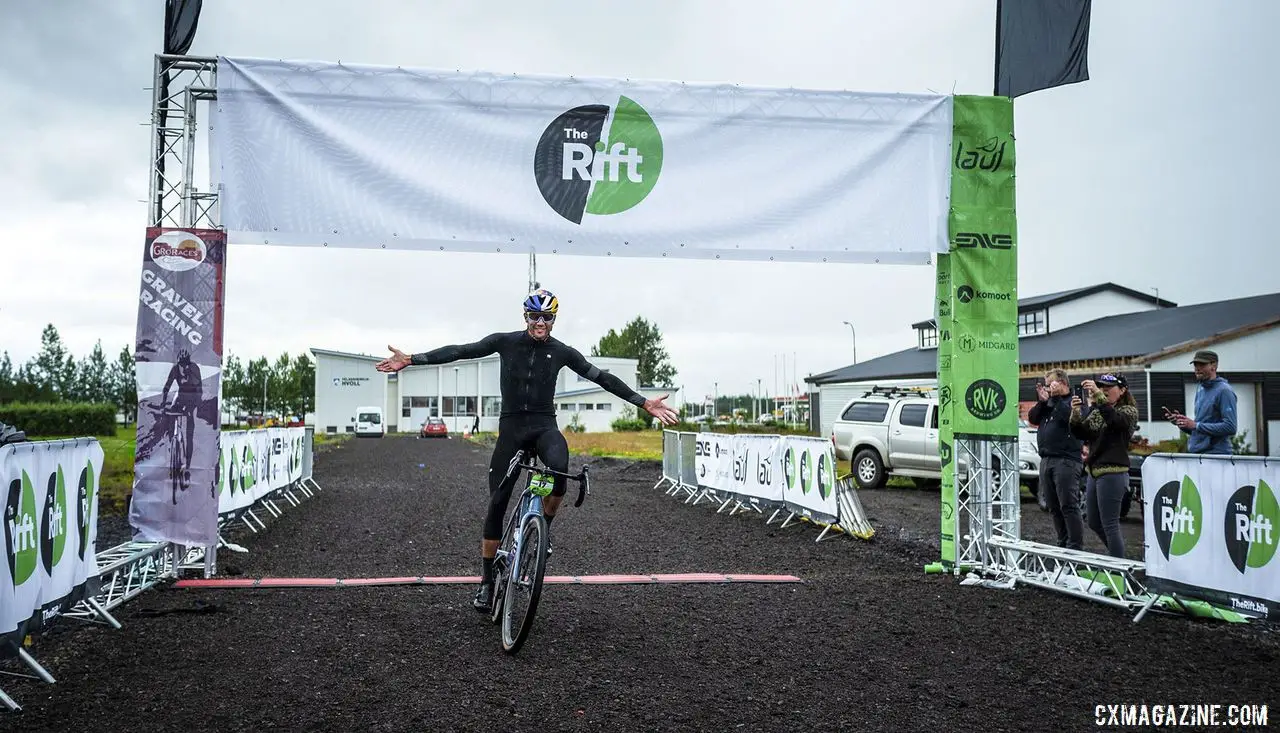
534, 96, 663, 224
1224, 480, 1279, 574
6, 471, 38, 586
1152, 476, 1203, 560
40, 467, 68, 575
799, 450, 811, 495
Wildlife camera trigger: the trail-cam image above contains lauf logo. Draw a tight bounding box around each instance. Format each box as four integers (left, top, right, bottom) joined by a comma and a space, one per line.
954, 137, 1007, 171
954, 232, 1013, 250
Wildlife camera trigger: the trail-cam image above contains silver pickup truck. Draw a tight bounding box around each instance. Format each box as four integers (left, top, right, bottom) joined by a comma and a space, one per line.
830, 391, 1039, 490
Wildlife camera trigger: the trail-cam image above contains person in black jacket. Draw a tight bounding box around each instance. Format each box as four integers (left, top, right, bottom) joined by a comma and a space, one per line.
1027, 369, 1085, 550
1070, 373, 1140, 558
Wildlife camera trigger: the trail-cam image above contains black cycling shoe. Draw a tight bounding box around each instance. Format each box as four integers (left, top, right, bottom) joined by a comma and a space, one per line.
472, 582, 493, 612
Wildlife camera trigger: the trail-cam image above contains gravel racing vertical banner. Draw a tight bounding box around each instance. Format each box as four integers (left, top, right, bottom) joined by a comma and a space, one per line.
129, 228, 226, 546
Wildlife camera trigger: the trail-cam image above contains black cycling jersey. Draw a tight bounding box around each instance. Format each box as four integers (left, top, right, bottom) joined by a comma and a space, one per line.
410, 331, 648, 416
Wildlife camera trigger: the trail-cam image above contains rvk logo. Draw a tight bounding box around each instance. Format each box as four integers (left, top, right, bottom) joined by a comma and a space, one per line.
534, 96, 663, 224
1224, 480, 1279, 574
1152, 476, 1203, 560
964, 379, 1007, 420
6, 471, 38, 586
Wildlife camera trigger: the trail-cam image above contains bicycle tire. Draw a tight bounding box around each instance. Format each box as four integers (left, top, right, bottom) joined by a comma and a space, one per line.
500, 514, 548, 654
171, 416, 185, 505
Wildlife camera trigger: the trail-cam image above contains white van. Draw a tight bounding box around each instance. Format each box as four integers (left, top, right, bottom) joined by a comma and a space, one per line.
353, 406, 385, 437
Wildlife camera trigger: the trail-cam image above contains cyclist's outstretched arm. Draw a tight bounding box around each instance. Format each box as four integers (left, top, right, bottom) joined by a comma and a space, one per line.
410, 332, 505, 365
565, 348, 680, 426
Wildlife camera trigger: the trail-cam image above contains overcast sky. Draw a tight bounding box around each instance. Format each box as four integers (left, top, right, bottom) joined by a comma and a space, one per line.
2, 1, 1277, 404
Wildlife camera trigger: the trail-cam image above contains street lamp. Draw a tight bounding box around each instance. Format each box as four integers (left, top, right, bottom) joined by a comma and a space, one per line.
842, 321, 858, 364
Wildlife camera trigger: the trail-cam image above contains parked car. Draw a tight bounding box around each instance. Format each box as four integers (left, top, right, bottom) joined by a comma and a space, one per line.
420, 416, 448, 438
831, 387, 1040, 492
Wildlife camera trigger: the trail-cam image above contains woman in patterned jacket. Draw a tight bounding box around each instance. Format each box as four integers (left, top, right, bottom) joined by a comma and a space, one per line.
1070, 373, 1139, 558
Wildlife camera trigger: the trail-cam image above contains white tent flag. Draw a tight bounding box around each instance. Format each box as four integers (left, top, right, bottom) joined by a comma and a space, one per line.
213, 57, 953, 264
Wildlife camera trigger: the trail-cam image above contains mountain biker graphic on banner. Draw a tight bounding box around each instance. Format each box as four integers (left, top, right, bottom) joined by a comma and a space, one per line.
162, 348, 203, 487
376, 288, 679, 611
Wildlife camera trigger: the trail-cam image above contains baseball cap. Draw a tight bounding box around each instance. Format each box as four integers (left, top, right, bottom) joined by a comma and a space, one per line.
1190, 350, 1218, 364
1096, 373, 1128, 389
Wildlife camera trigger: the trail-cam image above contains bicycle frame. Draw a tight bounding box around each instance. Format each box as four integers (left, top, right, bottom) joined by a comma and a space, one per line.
491, 450, 590, 596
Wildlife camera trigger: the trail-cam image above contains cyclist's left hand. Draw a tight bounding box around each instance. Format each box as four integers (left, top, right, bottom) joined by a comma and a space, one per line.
642, 395, 680, 426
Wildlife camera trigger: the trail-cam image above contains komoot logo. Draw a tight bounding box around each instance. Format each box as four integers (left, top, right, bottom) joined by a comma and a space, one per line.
534, 96, 663, 224
1223, 479, 1278, 574
957, 285, 1011, 305
964, 379, 1007, 420
1152, 476, 1203, 560
5, 471, 38, 586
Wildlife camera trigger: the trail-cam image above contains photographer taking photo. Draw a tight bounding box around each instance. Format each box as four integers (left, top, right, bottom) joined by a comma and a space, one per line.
1070, 373, 1139, 558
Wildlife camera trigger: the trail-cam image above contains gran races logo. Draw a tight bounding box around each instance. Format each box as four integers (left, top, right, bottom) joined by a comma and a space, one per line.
534, 96, 663, 224
1152, 476, 1203, 560
1223, 480, 1278, 574
150, 231, 207, 273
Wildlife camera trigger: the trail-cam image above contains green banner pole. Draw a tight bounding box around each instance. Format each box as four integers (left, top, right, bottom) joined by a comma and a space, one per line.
937, 252, 956, 568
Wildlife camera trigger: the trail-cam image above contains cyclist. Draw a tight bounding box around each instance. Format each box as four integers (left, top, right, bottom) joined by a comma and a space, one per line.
161, 348, 203, 487
375, 288, 679, 611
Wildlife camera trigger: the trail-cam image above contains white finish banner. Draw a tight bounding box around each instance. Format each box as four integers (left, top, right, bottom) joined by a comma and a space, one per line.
218, 428, 306, 516
694, 433, 735, 492
1, 439, 102, 650
213, 56, 953, 264
780, 437, 839, 523
1142, 454, 1280, 619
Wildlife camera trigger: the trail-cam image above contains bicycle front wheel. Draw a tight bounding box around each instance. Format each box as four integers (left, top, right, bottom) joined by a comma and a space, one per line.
500, 514, 549, 655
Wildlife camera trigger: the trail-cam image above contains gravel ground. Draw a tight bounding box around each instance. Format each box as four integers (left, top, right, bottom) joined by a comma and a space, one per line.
5, 434, 1277, 731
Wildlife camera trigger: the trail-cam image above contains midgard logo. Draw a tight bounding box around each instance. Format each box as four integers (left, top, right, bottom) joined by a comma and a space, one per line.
958, 334, 1015, 354
956, 285, 1011, 304
964, 379, 1007, 420
1224, 479, 1278, 574
1152, 476, 1203, 560
534, 96, 663, 224
6, 471, 38, 586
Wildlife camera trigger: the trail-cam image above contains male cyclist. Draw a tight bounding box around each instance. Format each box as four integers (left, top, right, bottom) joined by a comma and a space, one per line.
375, 289, 679, 611
161, 348, 203, 486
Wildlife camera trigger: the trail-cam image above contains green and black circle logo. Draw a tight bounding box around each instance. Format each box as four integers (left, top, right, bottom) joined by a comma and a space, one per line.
534, 96, 663, 224
1152, 476, 1202, 560
77, 461, 95, 560
964, 379, 1007, 420
1224, 479, 1278, 574
799, 449, 811, 495
6, 471, 38, 586
784, 446, 797, 491
817, 450, 834, 500
41, 467, 68, 575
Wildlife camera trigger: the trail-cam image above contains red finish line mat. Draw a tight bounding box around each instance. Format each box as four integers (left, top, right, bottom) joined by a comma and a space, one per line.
175, 573, 803, 589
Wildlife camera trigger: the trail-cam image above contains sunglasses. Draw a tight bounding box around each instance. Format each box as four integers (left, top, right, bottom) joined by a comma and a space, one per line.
524, 312, 555, 324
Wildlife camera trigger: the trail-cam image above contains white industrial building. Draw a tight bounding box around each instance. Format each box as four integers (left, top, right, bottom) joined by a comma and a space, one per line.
311, 347, 669, 434
807, 284, 1280, 456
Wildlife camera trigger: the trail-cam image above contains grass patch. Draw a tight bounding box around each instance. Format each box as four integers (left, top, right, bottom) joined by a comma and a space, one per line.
565, 430, 663, 461
33, 425, 136, 514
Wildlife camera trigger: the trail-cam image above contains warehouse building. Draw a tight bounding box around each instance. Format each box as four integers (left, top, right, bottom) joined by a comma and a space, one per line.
311, 347, 669, 434
806, 284, 1280, 456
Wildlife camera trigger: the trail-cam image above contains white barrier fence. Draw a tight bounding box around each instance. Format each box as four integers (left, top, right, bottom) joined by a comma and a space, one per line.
658, 430, 873, 541
215, 427, 320, 541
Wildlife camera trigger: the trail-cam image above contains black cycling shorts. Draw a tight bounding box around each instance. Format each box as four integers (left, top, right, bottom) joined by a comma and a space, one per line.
483, 415, 569, 540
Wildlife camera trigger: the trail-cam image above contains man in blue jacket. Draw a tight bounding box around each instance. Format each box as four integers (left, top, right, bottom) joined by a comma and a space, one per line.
1168, 350, 1238, 455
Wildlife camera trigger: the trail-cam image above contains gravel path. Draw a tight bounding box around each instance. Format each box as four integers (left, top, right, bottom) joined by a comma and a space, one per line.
6, 434, 1276, 731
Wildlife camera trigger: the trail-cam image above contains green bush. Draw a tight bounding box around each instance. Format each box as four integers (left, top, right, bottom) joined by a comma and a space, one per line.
0, 402, 118, 437
610, 418, 651, 432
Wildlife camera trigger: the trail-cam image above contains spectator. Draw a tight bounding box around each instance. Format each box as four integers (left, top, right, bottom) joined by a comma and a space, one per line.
1167, 350, 1237, 455
1027, 369, 1085, 550
1070, 374, 1139, 558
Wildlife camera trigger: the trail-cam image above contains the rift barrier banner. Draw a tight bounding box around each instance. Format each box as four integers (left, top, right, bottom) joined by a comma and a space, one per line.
690, 432, 837, 522
218, 428, 305, 517
130, 227, 227, 547
1142, 454, 1280, 619
212, 56, 954, 265
1, 439, 102, 657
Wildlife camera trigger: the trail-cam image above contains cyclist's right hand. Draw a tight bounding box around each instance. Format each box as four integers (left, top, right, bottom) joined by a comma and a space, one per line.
375, 345, 412, 373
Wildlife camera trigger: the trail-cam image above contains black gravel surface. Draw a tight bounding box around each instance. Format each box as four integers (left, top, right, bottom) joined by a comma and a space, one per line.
6, 434, 1277, 731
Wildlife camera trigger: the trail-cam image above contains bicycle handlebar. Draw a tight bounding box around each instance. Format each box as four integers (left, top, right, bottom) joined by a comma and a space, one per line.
518, 462, 591, 508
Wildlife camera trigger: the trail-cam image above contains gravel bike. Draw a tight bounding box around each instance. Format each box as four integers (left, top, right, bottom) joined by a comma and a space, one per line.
487, 450, 590, 654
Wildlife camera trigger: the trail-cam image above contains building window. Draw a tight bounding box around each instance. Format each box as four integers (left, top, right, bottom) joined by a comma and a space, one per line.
483, 397, 502, 417
326, 426, 337, 434
578, 403, 594, 411
596, 403, 611, 411
443, 396, 478, 416
919, 327, 938, 348
1018, 310, 1046, 336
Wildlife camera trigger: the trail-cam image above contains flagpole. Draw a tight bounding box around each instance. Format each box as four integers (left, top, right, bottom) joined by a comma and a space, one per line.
993, 0, 1003, 96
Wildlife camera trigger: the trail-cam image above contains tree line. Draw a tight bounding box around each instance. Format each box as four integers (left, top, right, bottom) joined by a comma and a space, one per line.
1, 324, 315, 424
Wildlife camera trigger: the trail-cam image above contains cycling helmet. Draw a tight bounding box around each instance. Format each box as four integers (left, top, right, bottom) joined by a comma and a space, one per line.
177, 348, 191, 362
522, 289, 559, 316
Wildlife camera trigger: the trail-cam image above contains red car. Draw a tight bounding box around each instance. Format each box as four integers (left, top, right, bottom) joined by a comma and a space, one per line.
420, 417, 448, 438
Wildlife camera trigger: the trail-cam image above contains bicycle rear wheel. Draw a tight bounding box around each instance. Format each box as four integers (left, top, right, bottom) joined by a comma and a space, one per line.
500, 514, 548, 654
